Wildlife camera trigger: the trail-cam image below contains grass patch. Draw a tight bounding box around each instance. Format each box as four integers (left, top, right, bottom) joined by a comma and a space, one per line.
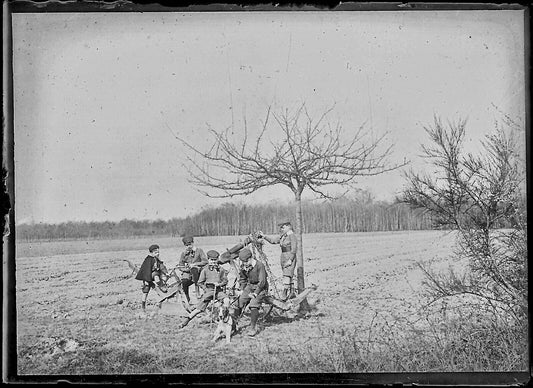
19, 346, 168, 375
273, 307, 529, 372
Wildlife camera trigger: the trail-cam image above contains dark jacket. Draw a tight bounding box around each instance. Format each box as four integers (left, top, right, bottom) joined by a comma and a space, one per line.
239, 260, 268, 294
135, 255, 164, 282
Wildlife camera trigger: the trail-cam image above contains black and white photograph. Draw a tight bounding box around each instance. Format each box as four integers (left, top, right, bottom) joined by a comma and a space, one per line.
4, 3, 529, 384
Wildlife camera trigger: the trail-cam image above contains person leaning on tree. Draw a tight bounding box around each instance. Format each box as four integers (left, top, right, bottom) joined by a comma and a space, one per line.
259, 221, 297, 300
178, 235, 208, 302
178, 250, 230, 328
232, 247, 269, 337
135, 244, 168, 311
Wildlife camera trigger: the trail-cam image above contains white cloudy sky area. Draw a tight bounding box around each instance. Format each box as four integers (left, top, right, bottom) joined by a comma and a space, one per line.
12, 11, 525, 224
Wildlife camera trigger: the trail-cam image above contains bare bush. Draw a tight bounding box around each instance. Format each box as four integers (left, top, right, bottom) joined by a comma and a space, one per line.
402, 116, 527, 324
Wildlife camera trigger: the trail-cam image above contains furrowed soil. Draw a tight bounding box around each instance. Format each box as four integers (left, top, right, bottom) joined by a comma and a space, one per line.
15, 230, 462, 375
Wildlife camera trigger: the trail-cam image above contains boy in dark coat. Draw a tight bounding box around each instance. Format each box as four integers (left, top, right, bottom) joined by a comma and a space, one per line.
135, 244, 168, 310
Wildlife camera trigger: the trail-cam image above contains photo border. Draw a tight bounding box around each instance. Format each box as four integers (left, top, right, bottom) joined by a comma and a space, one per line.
2, 1, 530, 385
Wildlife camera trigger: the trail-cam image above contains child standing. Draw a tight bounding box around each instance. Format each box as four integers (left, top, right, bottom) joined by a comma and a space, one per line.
135, 244, 168, 311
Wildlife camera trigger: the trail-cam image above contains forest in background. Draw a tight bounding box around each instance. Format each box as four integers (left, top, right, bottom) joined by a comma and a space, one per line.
16, 192, 436, 241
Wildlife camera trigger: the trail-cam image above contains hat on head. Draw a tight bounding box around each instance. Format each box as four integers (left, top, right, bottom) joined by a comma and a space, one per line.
277, 220, 292, 227
239, 248, 252, 261
207, 250, 219, 259
182, 236, 194, 245
149, 244, 159, 252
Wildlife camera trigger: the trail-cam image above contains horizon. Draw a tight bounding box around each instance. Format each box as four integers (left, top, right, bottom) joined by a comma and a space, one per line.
16, 191, 406, 226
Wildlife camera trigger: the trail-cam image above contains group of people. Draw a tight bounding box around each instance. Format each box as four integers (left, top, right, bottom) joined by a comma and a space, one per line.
134, 221, 298, 337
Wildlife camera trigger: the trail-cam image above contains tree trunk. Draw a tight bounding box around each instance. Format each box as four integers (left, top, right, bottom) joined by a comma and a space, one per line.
294, 194, 305, 293
294, 192, 310, 312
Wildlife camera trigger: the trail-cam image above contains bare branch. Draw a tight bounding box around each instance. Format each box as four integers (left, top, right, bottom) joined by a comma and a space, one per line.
174, 103, 405, 204
404, 115, 527, 324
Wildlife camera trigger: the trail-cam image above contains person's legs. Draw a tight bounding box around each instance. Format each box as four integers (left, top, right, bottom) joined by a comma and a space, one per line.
141, 282, 151, 310
190, 267, 201, 298
152, 271, 168, 293
247, 307, 259, 336
141, 294, 148, 310
246, 291, 265, 336
190, 267, 200, 283
233, 290, 251, 320
282, 261, 297, 299
182, 278, 193, 302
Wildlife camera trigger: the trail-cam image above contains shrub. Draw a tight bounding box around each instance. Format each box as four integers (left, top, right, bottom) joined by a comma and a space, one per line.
402, 116, 527, 326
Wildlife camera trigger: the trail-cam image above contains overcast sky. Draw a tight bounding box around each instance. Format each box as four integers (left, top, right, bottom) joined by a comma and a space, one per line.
12, 10, 525, 224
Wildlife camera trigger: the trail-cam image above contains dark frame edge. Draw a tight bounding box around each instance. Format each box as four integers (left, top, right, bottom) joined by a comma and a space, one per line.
2, 1, 531, 384
4, 1, 530, 13
2, 0, 17, 384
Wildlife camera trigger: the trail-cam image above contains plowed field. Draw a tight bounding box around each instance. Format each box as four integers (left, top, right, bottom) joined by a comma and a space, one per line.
16, 230, 460, 375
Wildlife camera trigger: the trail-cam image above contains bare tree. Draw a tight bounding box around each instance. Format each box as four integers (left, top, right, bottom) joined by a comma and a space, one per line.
173, 103, 406, 305
402, 116, 527, 323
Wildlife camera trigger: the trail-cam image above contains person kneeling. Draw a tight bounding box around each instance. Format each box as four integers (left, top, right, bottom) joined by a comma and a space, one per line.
178, 250, 229, 328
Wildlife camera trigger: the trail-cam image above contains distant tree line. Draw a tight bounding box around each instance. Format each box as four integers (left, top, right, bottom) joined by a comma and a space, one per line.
17, 194, 436, 241
181, 197, 435, 237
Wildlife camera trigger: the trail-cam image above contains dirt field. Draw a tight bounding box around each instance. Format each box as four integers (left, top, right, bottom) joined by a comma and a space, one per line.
15, 230, 462, 375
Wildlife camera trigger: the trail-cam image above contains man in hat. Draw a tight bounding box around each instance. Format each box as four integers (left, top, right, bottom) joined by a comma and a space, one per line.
232, 247, 268, 337
178, 250, 230, 328
135, 244, 168, 311
178, 236, 208, 302
259, 221, 297, 300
